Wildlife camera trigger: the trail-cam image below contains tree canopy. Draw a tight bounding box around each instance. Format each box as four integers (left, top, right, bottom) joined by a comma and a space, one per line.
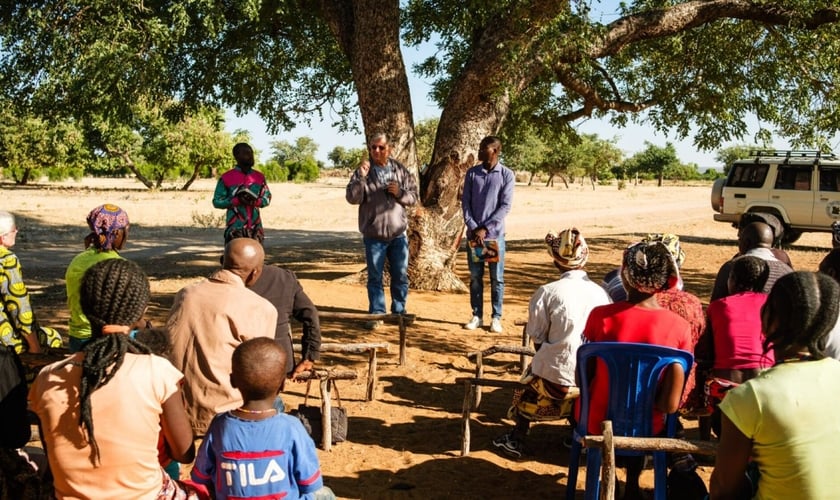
2, 0, 840, 289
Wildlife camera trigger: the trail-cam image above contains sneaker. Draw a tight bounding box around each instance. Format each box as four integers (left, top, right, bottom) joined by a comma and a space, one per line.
491, 432, 524, 459
490, 318, 503, 333
363, 319, 384, 331
464, 316, 483, 330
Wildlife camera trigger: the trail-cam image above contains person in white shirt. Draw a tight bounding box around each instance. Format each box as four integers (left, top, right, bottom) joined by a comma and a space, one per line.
491, 228, 611, 459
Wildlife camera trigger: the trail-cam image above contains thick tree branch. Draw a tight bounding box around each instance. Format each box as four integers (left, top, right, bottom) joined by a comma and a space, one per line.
593, 1, 840, 58
554, 65, 656, 121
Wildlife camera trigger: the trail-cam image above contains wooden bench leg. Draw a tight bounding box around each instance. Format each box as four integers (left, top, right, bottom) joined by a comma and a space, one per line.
398, 315, 407, 366
320, 379, 332, 452
461, 381, 473, 456
473, 353, 483, 409
366, 348, 378, 402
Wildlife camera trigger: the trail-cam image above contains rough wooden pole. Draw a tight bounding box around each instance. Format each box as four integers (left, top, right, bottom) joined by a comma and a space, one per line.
398, 315, 407, 365
473, 353, 484, 408
366, 348, 377, 401
320, 379, 332, 452
601, 421, 615, 500
520, 323, 529, 375
461, 381, 473, 456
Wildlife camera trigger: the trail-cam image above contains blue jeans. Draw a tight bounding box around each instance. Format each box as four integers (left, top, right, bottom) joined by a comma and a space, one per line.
364, 235, 409, 314
466, 237, 505, 319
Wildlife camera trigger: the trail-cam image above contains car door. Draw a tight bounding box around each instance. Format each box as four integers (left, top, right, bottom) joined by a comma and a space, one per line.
814, 166, 840, 228
770, 165, 815, 227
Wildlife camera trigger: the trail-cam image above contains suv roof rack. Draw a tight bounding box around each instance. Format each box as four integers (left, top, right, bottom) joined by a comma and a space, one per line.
748, 149, 837, 165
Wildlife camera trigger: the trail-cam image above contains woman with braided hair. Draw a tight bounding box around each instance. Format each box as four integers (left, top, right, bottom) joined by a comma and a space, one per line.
30, 259, 202, 499
711, 271, 840, 499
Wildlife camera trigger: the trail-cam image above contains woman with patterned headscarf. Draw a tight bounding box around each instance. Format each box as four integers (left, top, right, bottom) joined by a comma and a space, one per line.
64, 204, 130, 352
491, 228, 611, 459
581, 240, 694, 499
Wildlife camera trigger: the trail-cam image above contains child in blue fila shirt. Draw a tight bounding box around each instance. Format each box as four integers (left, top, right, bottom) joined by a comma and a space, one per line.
191, 338, 335, 500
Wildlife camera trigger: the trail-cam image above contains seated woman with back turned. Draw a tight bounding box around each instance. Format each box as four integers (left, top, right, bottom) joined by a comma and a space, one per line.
711, 271, 840, 499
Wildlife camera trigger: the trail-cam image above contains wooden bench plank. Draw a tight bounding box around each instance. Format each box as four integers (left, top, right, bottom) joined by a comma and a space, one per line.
318, 312, 415, 365
296, 343, 390, 401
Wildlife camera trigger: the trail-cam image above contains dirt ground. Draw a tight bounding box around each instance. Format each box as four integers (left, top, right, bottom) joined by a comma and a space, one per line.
7, 176, 833, 499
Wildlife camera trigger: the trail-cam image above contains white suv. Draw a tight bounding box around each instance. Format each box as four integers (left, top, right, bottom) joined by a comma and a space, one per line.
711, 150, 840, 243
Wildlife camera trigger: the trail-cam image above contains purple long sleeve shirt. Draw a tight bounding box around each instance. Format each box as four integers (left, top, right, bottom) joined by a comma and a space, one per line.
461, 162, 515, 240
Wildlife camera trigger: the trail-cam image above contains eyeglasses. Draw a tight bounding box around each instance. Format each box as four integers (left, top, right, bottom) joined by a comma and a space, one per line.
369, 145, 387, 151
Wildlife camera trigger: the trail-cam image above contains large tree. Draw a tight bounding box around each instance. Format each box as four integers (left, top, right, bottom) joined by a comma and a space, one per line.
2, 1, 840, 290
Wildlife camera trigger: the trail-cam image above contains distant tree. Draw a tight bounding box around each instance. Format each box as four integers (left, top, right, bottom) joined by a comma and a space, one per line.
270, 137, 321, 182
624, 142, 680, 187
578, 134, 623, 188
414, 118, 439, 170
139, 106, 231, 190
327, 146, 366, 170
0, 109, 89, 184
270, 137, 319, 166
716, 144, 762, 174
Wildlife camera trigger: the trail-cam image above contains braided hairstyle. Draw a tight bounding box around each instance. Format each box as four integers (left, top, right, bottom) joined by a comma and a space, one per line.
78, 259, 152, 465
761, 271, 840, 360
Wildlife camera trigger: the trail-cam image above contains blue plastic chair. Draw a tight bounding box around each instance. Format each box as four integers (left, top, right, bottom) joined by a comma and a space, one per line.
565, 342, 693, 500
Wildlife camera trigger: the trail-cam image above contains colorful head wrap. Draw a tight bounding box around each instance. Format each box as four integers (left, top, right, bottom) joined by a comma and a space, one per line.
641, 233, 685, 268
620, 241, 681, 295
545, 228, 589, 270
86, 204, 129, 251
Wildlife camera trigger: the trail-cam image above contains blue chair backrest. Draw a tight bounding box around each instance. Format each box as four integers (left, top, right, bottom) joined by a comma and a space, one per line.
576, 342, 693, 440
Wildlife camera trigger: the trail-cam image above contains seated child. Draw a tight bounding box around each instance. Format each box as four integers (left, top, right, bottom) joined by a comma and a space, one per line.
708, 255, 774, 381
191, 338, 335, 500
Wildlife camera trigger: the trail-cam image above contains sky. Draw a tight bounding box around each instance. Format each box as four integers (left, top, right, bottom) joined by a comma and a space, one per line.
224, 3, 798, 170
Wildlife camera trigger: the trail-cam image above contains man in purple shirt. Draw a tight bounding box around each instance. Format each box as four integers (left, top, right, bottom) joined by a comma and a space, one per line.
461, 136, 515, 333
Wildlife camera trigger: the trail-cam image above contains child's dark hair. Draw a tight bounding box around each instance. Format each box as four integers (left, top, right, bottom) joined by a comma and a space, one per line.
134, 328, 172, 357
78, 259, 152, 465
762, 271, 840, 360
232, 338, 287, 401
729, 256, 769, 293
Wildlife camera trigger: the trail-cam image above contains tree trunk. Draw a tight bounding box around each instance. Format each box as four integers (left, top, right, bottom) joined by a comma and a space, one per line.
318, 0, 417, 168
181, 163, 202, 191
317, 0, 568, 291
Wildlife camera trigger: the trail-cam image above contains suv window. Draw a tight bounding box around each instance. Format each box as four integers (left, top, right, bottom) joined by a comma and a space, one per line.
728, 164, 769, 188
820, 168, 840, 192
773, 166, 812, 191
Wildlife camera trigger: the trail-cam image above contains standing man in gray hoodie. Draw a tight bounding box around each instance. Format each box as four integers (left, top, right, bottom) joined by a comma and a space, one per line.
346, 133, 418, 330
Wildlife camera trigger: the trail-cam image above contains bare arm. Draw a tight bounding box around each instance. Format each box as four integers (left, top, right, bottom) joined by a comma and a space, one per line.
710, 414, 753, 499
161, 390, 196, 464
654, 363, 685, 414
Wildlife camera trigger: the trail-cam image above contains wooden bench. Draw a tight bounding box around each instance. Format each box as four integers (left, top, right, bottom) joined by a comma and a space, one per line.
317, 311, 415, 365
296, 342, 390, 401
294, 369, 358, 451
455, 377, 578, 456
581, 420, 718, 500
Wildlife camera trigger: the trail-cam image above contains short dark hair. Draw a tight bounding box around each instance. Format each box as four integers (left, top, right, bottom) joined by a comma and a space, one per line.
134, 328, 172, 357
480, 135, 502, 152
232, 338, 287, 401
728, 256, 769, 293
762, 271, 840, 359
232, 142, 252, 157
